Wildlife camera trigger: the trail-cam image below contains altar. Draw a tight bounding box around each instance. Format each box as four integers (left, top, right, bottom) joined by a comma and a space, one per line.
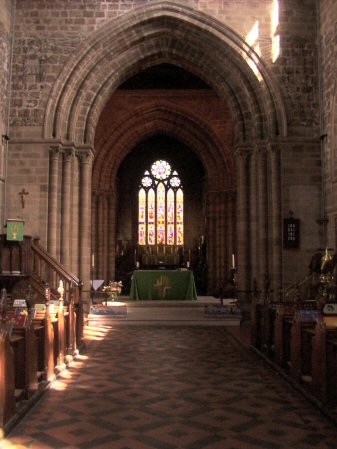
129, 270, 197, 301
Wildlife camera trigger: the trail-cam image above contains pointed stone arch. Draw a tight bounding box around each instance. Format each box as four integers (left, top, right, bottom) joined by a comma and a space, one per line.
44, 1, 287, 146
43, 1, 289, 297
93, 105, 233, 192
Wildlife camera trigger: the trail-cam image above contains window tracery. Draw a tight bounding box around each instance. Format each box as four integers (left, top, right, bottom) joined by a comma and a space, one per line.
138, 160, 184, 245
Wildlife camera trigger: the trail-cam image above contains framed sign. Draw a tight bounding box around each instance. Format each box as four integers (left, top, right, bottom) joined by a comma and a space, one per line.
6, 219, 24, 241
283, 218, 300, 248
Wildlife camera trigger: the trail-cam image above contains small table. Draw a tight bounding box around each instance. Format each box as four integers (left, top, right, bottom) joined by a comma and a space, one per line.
129, 270, 197, 301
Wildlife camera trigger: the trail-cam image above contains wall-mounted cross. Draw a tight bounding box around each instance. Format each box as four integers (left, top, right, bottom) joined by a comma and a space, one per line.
19, 188, 29, 208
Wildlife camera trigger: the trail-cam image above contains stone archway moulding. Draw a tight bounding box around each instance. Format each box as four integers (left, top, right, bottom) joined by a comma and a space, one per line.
44, 1, 287, 147
93, 105, 233, 192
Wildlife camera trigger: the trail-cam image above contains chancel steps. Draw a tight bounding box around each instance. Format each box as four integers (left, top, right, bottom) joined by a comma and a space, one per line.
88, 297, 241, 326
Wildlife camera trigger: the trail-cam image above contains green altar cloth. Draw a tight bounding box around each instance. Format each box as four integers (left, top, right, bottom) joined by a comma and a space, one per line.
129, 270, 197, 300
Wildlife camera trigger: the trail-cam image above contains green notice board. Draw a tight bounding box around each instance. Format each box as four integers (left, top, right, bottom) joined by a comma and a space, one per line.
129, 270, 197, 301
7, 220, 24, 241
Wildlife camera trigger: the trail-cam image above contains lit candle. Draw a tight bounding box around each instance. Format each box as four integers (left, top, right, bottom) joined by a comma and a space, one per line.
232, 253, 235, 269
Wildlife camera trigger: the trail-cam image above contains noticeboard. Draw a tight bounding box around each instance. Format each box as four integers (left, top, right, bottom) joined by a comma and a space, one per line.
283, 218, 300, 249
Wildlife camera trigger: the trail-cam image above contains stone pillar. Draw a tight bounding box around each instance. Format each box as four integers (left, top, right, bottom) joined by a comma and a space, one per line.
108, 190, 116, 282
97, 194, 105, 279
226, 192, 235, 273
234, 147, 251, 299
269, 144, 282, 299
218, 191, 226, 282
48, 146, 60, 259
249, 150, 258, 290
102, 194, 108, 281
91, 192, 97, 279
60, 148, 73, 269
78, 148, 93, 306
257, 147, 269, 297
71, 156, 80, 275
207, 190, 217, 292
214, 190, 222, 283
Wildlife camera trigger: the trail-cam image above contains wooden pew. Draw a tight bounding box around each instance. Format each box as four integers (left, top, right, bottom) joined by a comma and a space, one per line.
0, 290, 16, 428
5, 297, 39, 399
273, 301, 318, 368
311, 315, 337, 404
32, 281, 77, 378
289, 310, 318, 383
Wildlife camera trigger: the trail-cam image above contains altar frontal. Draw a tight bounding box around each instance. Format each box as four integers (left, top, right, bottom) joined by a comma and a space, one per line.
130, 270, 197, 301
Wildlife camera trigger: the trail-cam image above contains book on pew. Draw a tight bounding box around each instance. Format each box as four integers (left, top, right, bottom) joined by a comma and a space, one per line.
34, 304, 46, 312
6, 313, 28, 328
299, 310, 320, 322
13, 299, 27, 307
15, 307, 28, 315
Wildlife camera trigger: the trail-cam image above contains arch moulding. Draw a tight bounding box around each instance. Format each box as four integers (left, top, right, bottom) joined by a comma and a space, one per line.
43, 1, 288, 147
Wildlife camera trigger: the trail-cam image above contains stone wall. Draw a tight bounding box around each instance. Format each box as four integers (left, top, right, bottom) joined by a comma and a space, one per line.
0, 0, 13, 231
8, 0, 318, 137
0, 0, 332, 291
319, 0, 337, 250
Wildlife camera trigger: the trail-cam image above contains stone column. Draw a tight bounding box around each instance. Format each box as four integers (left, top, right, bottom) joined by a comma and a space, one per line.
214, 190, 222, 283
78, 148, 94, 307
97, 194, 105, 279
60, 148, 73, 269
102, 194, 108, 281
108, 190, 116, 281
249, 150, 258, 290
269, 144, 282, 299
48, 146, 60, 259
91, 192, 97, 279
71, 156, 80, 275
218, 191, 226, 282
257, 147, 269, 298
206, 190, 217, 292
226, 191, 235, 274
234, 147, 251, 299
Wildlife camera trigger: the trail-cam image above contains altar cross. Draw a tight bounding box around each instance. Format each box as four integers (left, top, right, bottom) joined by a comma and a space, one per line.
19, 188, 29, 208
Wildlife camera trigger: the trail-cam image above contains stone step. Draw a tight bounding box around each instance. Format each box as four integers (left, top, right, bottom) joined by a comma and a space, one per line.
87, 297, 241, 326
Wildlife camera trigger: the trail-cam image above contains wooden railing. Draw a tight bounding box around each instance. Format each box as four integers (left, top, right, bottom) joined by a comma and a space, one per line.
31, 239, 83, 347
0, 235, 84, 348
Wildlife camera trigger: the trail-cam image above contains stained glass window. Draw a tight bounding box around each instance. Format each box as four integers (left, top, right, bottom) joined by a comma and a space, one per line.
138, 189, 146, 245
138, 160, 184, 245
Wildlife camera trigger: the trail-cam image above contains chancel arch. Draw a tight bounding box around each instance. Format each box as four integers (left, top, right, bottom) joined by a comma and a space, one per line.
42, 1, 287, 301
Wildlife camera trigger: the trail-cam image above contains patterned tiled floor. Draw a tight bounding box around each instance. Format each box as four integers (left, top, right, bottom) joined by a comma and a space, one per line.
1, 324, 337, 449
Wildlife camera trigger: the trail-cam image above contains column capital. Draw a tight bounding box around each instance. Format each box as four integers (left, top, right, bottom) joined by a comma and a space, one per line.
63, 146, 75, 159
49, 145, 61, 158
266, 142, 282, 158
77, 148, 94, 164
233, 145, 253, 161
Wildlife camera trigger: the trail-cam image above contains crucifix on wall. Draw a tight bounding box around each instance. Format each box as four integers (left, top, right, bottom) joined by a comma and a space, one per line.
19, 188, 29, 208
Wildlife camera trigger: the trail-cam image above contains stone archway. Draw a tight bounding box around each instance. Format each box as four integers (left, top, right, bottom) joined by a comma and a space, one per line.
43, 1, 287, 299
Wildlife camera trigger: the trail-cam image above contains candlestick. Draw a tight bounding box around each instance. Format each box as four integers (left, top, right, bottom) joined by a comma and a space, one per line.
92, 254, 95, 267
231, 253, 235, 269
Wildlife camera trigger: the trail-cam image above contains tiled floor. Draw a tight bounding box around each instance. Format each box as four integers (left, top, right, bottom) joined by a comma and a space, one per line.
1, 323, 337, 449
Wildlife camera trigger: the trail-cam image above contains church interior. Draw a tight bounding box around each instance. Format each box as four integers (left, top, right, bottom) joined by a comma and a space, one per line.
1, 0, 337, 447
